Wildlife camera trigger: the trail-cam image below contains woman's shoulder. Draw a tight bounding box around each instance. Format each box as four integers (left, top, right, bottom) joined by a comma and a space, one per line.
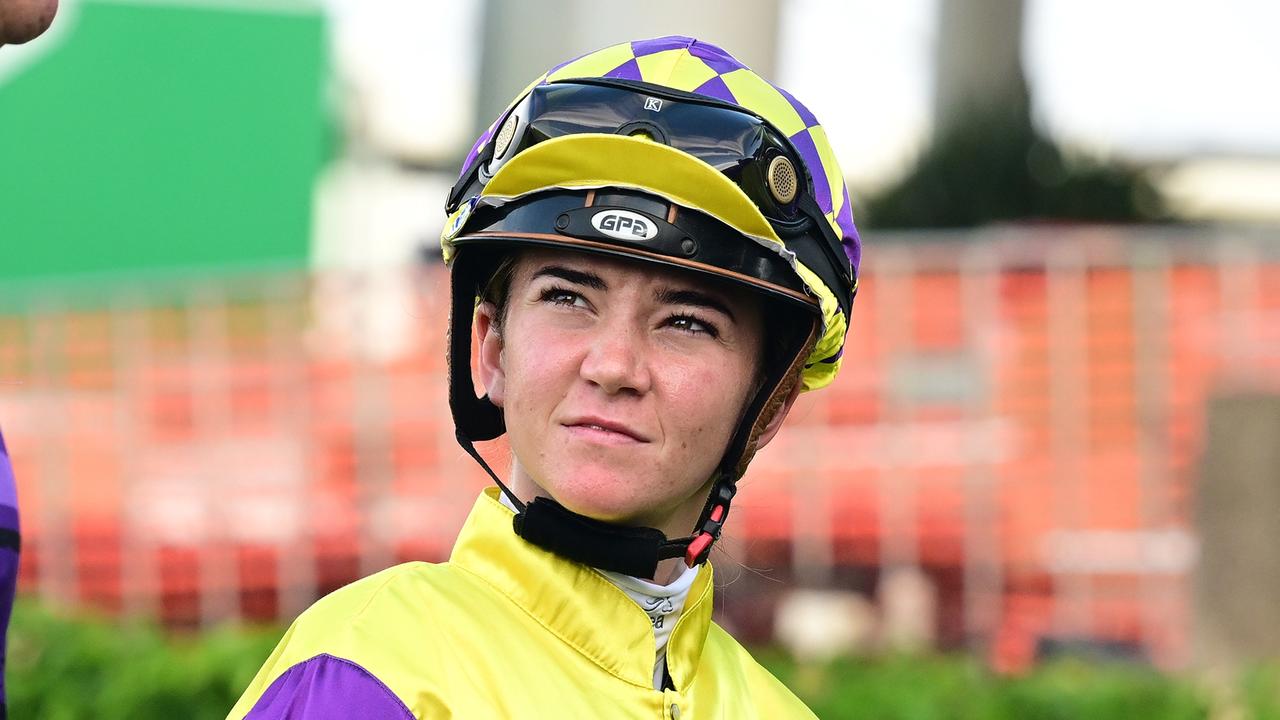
700, 622, 819, 719
299, 561, 454, 623
271, 562, 448, 658
226, 561, 479, 719
292, 559, 508, 642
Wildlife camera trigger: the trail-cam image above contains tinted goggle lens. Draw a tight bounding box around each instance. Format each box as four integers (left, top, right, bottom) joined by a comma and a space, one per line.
523, 83, 772, 171
473, 81, 807, 222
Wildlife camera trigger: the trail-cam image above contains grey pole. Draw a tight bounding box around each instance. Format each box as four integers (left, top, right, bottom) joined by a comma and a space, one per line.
474, 0, 781, 142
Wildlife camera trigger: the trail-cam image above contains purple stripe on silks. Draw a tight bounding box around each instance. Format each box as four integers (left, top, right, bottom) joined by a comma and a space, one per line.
243, 654, 414, 720
0, 469, 13, 512
603, 57, 642, 82
631, 36, 693, 58
0, 547, 15, 708
686, 39, 748, 75
836, 184, 862, 273
691, 74, 737, 104
789, 129, 833, 215
775, 85, 819, 129
0, 427, 15, 523
0, 506, 17, 534
819, 346, 845, 364
0, 428, 15, 710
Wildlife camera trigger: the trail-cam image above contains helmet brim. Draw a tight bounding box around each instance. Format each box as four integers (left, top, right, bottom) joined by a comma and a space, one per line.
466, 133, 787, 257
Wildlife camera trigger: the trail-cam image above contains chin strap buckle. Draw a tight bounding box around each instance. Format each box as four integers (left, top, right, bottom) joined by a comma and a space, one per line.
684, 481, 736, 567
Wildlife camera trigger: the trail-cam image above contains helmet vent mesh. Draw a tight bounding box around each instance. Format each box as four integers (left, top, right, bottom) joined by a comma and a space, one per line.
493, 113, 519, 159
767, 156, 798, 204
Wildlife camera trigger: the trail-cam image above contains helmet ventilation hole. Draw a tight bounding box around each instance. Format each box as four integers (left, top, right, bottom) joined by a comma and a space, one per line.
493, 113, 519, 159
767, 156, 798, 204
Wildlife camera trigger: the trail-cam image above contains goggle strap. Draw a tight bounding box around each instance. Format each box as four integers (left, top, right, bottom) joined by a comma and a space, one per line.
796, 192, 856, 295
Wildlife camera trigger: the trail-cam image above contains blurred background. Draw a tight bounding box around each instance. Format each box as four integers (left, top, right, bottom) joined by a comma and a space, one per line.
1, 0, 1279, 716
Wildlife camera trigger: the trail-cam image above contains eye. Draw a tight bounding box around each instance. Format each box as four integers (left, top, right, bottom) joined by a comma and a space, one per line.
666, 314, 720, 338
538, 285, 588, 308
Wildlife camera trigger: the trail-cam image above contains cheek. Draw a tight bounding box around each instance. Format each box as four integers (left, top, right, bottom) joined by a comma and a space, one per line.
501, 325, 574, 409
664, 353, 756, 439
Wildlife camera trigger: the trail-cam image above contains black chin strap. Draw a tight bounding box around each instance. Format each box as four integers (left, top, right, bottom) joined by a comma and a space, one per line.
514, 498, 669, 578
447, 248, 809, 580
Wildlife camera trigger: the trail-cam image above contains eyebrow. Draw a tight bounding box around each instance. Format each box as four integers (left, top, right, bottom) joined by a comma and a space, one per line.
530, 265, 607, 290
655, 288, 737, 322
531, 264, 737, 321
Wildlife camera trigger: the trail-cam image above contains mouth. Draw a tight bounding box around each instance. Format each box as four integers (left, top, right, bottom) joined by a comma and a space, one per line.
562, 416, 651, 444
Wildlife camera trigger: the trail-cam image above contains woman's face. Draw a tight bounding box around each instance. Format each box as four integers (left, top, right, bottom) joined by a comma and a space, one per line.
476, 249, 766, 536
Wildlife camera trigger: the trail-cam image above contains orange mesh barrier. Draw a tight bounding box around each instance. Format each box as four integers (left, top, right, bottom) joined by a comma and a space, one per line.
3, 235, 1278, 670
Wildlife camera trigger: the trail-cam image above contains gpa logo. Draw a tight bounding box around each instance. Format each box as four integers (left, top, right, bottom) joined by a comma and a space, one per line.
591, 210, 658, 241
644, 97, 663, 112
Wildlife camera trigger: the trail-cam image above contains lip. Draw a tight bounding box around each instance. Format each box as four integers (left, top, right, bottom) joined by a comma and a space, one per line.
561, 415, 651, 443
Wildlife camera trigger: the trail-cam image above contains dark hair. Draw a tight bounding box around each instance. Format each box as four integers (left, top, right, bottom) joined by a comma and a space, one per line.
478, 252, 520, 333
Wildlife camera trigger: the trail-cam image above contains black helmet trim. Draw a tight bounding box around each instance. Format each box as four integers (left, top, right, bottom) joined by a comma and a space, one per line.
454, 189, 822, 313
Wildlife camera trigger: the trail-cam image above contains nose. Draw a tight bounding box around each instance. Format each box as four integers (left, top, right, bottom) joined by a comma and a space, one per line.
579, 321, 652, 396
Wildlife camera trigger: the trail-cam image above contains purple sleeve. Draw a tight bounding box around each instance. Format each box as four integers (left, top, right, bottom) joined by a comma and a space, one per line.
0, 427, 20, 716
242, 654, 416, 720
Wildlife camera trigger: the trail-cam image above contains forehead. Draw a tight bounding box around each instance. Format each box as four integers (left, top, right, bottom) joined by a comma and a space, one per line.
512, 247, 759, 303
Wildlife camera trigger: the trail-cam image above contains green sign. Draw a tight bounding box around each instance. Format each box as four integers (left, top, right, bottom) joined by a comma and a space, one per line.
0, 1, 330, 284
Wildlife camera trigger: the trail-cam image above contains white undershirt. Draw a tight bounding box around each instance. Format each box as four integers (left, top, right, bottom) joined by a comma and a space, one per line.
597, 562, 699, 690
498, 492, 699, 690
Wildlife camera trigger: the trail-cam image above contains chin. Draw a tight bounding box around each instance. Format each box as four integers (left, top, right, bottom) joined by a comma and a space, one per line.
543, 468, 654, 525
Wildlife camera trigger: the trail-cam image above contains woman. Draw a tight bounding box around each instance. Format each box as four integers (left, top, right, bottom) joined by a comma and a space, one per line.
229, 35, 860, 719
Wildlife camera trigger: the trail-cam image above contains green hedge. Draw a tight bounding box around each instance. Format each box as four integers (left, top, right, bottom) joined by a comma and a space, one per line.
758, 652, 1280, 720
7, 600, 280, 720
7, 600, 1278, 718
757, 651, 1216, 720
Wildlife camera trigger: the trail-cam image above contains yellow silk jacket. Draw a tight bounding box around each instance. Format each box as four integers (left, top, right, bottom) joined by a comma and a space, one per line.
229, 488, 817, 719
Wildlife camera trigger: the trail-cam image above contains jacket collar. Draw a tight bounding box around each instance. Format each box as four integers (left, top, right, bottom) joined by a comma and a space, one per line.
450, 488, 715, 689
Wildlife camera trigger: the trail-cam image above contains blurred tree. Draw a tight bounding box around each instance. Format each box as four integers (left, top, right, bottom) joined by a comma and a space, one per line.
864, 0, 1165, 228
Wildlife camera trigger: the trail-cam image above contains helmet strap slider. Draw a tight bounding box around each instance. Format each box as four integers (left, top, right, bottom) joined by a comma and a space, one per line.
684, 479, 736, 567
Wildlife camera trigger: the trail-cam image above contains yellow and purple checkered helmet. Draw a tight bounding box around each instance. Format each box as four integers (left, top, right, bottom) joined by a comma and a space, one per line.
444, 35, 860, 393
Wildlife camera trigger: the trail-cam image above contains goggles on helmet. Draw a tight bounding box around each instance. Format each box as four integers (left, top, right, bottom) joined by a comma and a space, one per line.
446, 79, 855, 318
